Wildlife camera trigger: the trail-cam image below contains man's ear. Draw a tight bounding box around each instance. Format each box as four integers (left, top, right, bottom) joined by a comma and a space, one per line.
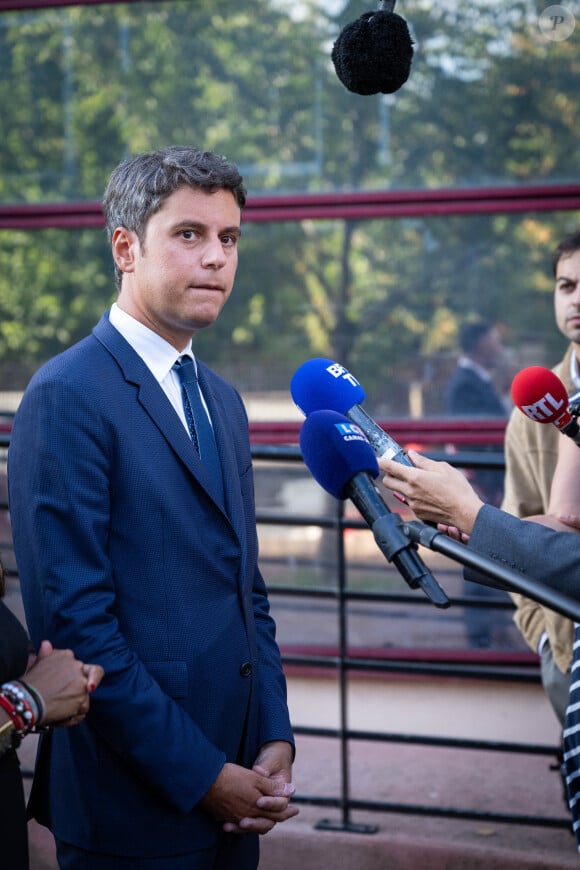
111, 227, 139, 275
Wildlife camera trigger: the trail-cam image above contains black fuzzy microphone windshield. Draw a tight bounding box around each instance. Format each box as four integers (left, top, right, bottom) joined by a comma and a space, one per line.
331, 0, 414, 95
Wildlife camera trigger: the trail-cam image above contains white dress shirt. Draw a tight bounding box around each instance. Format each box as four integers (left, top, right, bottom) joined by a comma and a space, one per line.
108, 302, 196, 435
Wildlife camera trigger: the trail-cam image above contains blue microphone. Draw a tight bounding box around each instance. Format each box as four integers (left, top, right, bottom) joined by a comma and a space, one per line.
291, 357, 412, 465
299, 410, 449, 608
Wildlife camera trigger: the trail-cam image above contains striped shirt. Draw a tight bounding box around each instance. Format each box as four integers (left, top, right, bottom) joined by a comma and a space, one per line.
563, 623, 580, 851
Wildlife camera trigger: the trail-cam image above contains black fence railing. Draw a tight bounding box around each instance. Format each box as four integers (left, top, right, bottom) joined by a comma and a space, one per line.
251, 444, 570, 833
0, 436, 570, 832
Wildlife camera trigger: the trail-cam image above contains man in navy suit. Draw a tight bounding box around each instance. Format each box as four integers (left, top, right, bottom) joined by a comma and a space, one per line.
8, 146, 297, 869
445, 319, 507, 418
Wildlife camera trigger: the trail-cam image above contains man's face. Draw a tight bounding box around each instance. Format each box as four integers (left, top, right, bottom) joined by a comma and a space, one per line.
554, 249, 580, 345
475, 326, 503, 369
114, 185, 241, 350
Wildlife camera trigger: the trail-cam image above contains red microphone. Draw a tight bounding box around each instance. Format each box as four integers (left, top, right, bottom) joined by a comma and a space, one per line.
511, 366, 580, 444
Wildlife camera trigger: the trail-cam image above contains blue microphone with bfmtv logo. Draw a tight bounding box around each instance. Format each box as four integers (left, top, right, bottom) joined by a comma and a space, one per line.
291, 357, 413, 465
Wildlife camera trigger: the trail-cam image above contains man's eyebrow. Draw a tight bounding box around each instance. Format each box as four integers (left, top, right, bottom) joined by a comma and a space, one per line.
556, 274, 576, 283
172, 220, 242, 237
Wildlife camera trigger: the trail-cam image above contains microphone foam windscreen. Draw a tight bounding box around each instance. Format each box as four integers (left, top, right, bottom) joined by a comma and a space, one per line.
290, 358, 366, 417
299, 409, 379, 499
331, 10, 414, 96
511, 366, 569, 424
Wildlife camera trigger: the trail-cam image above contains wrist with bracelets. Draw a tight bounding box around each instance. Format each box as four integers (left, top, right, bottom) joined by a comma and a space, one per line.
0, 679, 46, 735
0, 679, 48, 757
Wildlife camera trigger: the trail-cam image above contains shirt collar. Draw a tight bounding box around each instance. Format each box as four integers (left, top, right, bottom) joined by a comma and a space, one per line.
570, 352, 580, 392
109, 302, 194, 383
457, 356, 492, 383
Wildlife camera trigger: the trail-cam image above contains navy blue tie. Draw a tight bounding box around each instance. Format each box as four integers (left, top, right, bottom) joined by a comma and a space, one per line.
173, 357, 223, 502
563, 622, 580, 850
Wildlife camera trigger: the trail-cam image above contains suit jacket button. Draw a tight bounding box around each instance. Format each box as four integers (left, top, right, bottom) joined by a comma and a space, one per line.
240, 662, 252, 677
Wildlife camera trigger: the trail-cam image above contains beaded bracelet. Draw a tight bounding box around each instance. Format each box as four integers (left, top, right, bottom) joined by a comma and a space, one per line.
0, 691, 28, 732
18, 679, 46, 726
0, 681, 40, 735
4, 680, 40, 716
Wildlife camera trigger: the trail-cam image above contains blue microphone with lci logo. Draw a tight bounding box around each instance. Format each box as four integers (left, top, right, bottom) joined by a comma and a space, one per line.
299, 410, 449, 608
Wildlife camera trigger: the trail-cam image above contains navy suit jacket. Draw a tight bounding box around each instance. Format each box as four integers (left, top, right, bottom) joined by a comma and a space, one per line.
445, 366, 506, 417
8, 313, 293, 857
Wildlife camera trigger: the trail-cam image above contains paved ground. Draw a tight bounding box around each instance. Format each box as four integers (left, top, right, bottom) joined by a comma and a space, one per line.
20, 675, 577, 869
21, 735, 579, 869
7, 544, 579, 869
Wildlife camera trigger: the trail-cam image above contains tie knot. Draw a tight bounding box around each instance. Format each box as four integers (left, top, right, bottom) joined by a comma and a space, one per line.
174, 356, 197, 385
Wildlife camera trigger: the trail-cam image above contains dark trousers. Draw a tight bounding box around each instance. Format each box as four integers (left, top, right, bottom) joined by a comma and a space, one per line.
0, 750, 29, 870
56, 832, 259, 870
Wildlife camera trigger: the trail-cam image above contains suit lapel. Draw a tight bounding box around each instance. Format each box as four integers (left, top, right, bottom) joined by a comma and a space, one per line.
197, 366, 246, 545
93, 314, 229, 517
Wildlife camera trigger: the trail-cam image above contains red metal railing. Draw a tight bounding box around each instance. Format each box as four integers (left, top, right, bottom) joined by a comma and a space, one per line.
1, 185, 579, 230
249, 417, 507, 447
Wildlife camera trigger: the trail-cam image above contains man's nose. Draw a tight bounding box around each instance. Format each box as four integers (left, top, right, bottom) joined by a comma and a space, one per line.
201, 237, 227, 268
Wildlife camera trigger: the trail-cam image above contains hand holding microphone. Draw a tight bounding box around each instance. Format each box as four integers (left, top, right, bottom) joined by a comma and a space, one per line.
379, 449, 485, 537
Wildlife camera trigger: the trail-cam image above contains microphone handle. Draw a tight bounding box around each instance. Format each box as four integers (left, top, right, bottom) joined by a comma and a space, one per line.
346, 404, 413, 465
344, 474, 449, 608
372, 515, 450, 608
561, 417, 580, 447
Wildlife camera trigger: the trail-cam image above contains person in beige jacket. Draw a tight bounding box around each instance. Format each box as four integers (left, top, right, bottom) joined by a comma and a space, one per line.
502, 230, 580, 725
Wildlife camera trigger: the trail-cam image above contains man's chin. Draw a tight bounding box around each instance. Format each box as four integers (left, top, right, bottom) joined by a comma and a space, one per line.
190, 316, 218, 331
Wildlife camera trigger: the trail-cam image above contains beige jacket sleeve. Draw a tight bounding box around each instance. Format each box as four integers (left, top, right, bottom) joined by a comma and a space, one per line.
501, 349, 575, 673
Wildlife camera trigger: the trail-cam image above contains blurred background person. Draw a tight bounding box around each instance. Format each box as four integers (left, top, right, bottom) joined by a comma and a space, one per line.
445, 317, 510, 648
445, 318, 508, 418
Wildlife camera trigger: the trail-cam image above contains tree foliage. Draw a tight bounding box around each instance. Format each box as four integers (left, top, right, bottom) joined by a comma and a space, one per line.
0, 0, 578, 412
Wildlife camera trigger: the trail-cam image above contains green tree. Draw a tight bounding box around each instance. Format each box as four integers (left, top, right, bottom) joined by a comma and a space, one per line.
0, 0, 577, 410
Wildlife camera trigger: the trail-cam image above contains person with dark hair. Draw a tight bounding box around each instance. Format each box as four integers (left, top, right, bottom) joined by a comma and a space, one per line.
444, 318, 509, 646
8, 145, 297, 870
502, 230, 580, 728
445, 318, 507, 417
0, 562, 103, 870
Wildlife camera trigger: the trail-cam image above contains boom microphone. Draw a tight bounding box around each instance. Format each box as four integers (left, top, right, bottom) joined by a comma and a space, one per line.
290, 357, 413, 466
299, 409, 449, 607
331, 0, 414, 96
511, 366, 580, 446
